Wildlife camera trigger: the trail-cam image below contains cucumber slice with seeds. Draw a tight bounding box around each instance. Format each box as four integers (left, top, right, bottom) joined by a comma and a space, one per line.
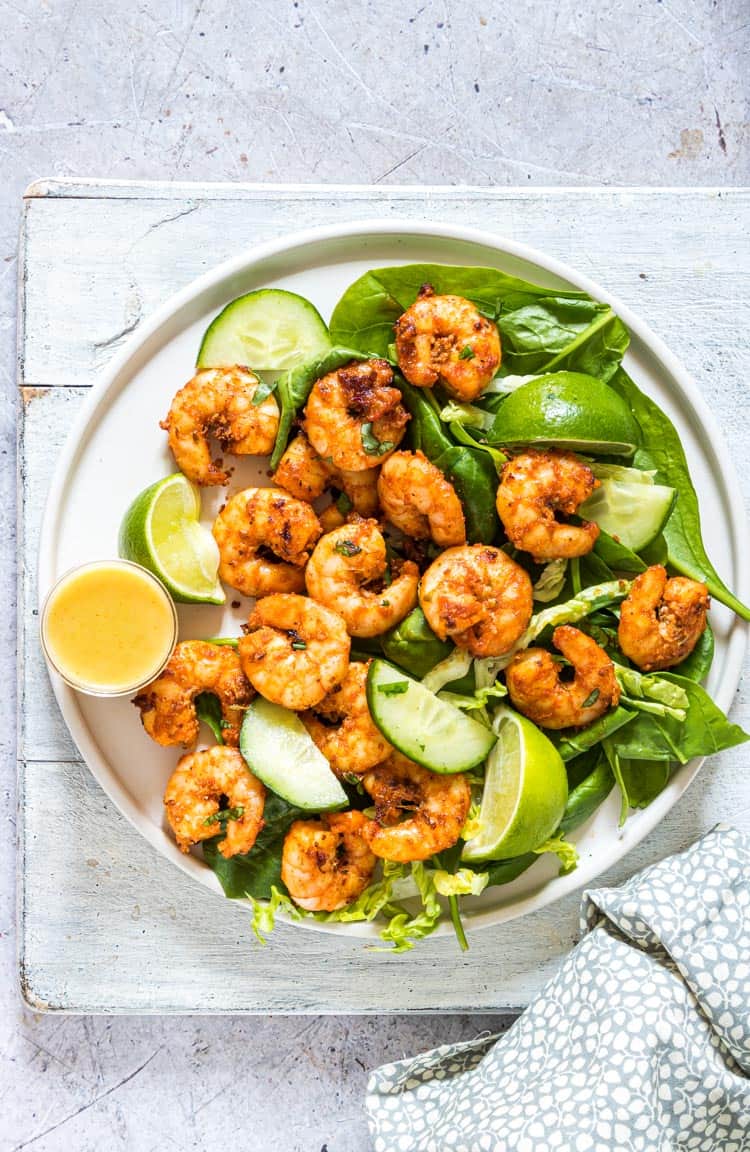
198, 289, 331, 372
581, 476, 676, 552
366, 659, 496, 774
239, 697, 347, 811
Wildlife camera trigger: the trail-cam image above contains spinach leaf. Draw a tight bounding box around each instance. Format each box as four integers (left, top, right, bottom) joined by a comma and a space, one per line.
329, 265, 629, 383
202, 793, 304, 900
593, 530, 647, 574
554, 706, 635, 760
195, 692, 225, 744
603, 739, 671, 826
609, 368, 750, 621
381, 607, 452, 679
401, 381, 499, 542
673, 622, 714, 683
482, 854, 536, 887
560, 755, 615, 834
270, 345, 367, 469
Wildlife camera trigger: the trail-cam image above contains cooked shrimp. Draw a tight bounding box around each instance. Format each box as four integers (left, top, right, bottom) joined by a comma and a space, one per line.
303, 359, 409, 471
506, 625, 620, 730
212, 487, 321, 598
238, 593, 350, 710
618, 565, 709, 672
133, 640, 253, 747
377, 450, 466, 547
361, 753, 472, 863
160, 367, 279, 486
164, 746, 265, 858
496, 449, 600, 561
419, 544, 533, 657
281, 811, 377, 911
305, 519, 419, 638
394, 285, 501, 402
302, 660, 391, 776
273, 432, 380, 516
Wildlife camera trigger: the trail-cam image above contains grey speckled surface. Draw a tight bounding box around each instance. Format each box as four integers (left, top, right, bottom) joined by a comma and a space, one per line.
2, 1, 748, 1149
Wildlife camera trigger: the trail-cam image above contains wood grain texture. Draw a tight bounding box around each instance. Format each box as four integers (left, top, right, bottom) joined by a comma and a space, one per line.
18, 184, 750, 1013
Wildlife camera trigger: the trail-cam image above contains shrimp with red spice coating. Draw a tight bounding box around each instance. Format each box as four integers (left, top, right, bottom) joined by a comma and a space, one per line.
273, 431, 381, 518
164, 746, 266, 858
160, 366, 279, 486
506, 625, 620, 730
419, 544, 533, 657
377, 450, 466, 547
496, 449, 600, 561
361, 753, 472, 862
394, 285, 501, 401
133, 640, 253, 747
212, 486, 321, 598
303, 359, 408, 471
618, 565, 709, 671
281, 811, 376, 911
302, 660, 391, 776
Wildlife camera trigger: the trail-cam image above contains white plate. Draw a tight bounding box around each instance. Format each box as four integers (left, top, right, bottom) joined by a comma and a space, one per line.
39, 221, 749, 940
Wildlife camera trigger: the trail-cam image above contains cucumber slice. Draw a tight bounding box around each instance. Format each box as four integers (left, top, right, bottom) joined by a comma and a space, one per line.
239, 697, 347, 811
366, 659, 496, 774
580, 477, 676, 552
197, 289, 332, 372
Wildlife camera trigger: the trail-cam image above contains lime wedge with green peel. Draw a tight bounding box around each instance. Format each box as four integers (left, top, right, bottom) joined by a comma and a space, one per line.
461, 707, 568, 863
118, 473, 225, 605
488, 371, 639, 456
197, 289, 332, 372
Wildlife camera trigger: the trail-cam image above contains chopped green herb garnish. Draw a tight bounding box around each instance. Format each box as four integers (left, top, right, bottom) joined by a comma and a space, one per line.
581, 688, 600, 708
380, 599, 391, 607
204, 805, 245, 827
377, 681, 409, 697
336, 491, 353, 516
458, 345, 475, 360
291, 640, 307, 651
335, 540, 362, 557
361, 422, 395, 457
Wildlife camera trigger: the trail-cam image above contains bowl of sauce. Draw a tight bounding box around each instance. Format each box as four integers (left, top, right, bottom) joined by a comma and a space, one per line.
40, 560, 178, 696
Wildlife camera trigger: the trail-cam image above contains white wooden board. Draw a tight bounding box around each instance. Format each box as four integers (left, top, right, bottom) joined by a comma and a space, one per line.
18, 182, 750, 1013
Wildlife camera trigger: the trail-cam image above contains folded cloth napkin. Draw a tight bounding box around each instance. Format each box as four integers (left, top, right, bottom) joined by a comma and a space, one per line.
366, 826, 750, 1152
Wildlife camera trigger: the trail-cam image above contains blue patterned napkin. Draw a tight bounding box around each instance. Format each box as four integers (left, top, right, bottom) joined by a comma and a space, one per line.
366, 826, 750, 1151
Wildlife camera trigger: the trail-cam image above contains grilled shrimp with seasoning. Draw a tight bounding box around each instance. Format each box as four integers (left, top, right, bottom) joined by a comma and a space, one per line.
302, 660, 391, 776
506, 625, 620, 729
394, 284, 501, 401
164, 746, 266, 858
305, 519, 419, 638
361, 753, 472, 863
377, 450, 466, 547
212, 486, 321, 598
419, 544, 533, 657
303, 359, 409, 471
160, 366, 279, 486
281, 811, 377, 911
273, 431, 380, 517
618, 565, 709, 671
133, 640, 253, 747
496, 449, 600, 561
238, 593, 350, 710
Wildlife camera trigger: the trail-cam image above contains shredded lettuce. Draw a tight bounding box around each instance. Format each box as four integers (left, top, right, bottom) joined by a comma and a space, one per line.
533, 833, 579, 876
439, 400, 494, 432
481, 372, 542, 395
461, 799, 483, 842
433, 867, 489, 897
249, 861, 445, 953
533, 558, 568, 603
422, 648, 473, 693
615, 666, 689, 711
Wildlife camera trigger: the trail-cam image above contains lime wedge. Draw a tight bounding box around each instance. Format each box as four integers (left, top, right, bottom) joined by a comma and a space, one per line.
488, 371, 639, 456
118, 473, 225, 605
461, 707, 568, 863
197, 289, 332, 372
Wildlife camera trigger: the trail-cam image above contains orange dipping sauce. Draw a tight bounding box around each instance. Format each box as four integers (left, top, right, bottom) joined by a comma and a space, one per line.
41, 561, 177, 695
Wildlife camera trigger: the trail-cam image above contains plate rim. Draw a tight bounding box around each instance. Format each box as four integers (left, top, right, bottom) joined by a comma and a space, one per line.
37, 217, 750, 938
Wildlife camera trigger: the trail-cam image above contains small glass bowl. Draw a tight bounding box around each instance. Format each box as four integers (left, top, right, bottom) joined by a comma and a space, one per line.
40, 559, 178, 697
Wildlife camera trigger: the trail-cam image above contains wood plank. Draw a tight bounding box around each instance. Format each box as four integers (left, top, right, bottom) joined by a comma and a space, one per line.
18, 185, 750, 1012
